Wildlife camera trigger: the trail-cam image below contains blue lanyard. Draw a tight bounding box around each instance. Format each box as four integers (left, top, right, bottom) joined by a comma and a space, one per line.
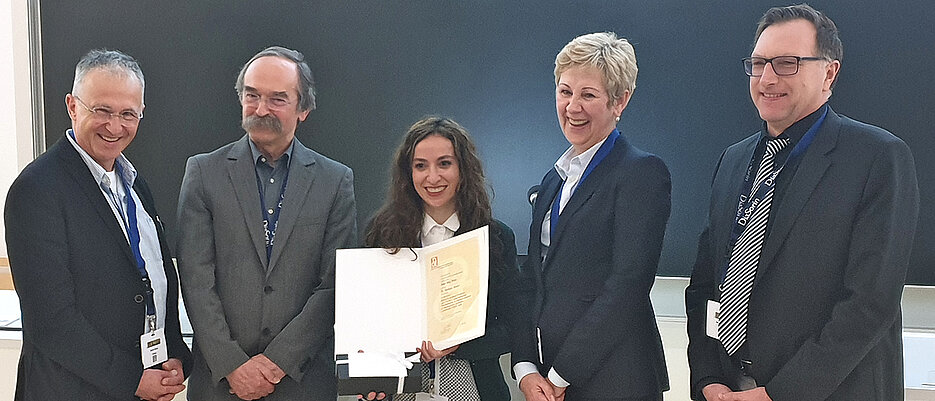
69, 130, 156, 319
256, 160, 290, 262
719, 106, 828, 285
550, 129, 620, 234
112, 163, 157, 318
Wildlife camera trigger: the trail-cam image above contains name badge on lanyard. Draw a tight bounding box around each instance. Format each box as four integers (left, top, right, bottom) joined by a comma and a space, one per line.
109, 164, 166, 368
141, 323, 168, 368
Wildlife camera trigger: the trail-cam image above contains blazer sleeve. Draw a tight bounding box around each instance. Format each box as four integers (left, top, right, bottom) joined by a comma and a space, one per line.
5, 171, 142, 399
452, 221, 518, 361
550, 155, 671, 384
764, 136, 919, 400
263, 167, 358, 380
176, 156, 252, 382
685, 150, 733, 400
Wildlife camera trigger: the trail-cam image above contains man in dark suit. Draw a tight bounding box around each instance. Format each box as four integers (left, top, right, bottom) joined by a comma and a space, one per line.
176, 46, 357, 401
513, 32, 670, 401
4, 49, 192, 401
685, 5, 919, 401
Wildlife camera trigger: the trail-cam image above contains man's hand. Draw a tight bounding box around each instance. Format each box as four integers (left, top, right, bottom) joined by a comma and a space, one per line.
717, 386, 772, 401
702, 383, 732, 401
159, 358, 185, 386
226, 354, 284, 400
136, 368, 186, 401
548, 379, 566, 401
519, 373, 556, 401
417, 340, 459, 362
250, 354, 286, 385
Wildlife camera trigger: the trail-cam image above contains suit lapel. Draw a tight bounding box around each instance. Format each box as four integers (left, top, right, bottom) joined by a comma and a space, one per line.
713, 136, 759, 259
267, 139, 318, 273
542, 137, 628, 270
755, 110, 840, 287
226, 136, 269, 271
533, 170, 561, 271
55, 139, 137, 266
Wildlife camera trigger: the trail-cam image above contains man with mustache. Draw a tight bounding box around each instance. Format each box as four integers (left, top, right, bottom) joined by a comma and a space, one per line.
176, 46, 358, 400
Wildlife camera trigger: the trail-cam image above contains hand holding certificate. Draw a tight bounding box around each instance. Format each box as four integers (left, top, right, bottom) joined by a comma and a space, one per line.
335, 225, 489, 354
334, 225, 489, 394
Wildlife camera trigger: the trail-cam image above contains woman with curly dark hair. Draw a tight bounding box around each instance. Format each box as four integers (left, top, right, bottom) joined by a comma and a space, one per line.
364, 116, 518, 401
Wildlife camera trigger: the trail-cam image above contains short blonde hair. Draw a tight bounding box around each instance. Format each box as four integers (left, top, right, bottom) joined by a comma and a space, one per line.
554, 32, 637, 106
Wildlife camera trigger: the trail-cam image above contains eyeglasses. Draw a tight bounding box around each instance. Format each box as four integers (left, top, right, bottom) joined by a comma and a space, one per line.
742, 56, 826, 77
241, 92, 296, 111
73, 95, 142, 125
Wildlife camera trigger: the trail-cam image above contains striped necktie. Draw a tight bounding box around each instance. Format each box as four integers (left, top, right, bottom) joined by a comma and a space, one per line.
719, 137, 791, 356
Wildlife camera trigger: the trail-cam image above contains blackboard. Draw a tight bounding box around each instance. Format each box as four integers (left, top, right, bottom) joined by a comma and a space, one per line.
39, 0, 934, 284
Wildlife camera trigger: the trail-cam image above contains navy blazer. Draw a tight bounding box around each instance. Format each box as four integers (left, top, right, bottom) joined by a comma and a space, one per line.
685, 108, 919, 400
514, 134, 671, 399
449, 220, 518, 401
5, 137, 192, 400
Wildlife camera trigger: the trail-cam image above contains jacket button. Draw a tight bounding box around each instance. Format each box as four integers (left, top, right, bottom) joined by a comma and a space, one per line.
264, 285, 273, 294
134, 294, 144, 303
262, 328, 271, 336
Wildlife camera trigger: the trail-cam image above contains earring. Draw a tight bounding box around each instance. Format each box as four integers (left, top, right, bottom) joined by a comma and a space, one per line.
615, 116, 620, 122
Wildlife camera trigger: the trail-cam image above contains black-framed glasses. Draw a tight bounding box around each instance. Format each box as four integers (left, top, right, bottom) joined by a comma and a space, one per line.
742, 56, 826, 77
73, 95, 142, 125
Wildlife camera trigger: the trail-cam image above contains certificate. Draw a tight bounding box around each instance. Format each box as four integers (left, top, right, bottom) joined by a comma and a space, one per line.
334, 225, 489, 356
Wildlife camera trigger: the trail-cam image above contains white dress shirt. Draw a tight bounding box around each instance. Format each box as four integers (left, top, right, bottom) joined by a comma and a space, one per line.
421, 212, 460, 246
539, 135, 610, 248
66, 131, 169, 331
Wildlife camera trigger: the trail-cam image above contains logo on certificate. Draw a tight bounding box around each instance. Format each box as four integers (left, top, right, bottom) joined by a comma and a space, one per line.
431, 256, 438, 268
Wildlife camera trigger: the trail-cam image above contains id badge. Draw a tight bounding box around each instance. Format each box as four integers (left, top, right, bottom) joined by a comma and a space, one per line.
140, 328, 168, 368
706, 300, 720, 340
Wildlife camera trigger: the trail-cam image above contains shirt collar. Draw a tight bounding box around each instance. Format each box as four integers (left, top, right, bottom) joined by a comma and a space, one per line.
761, 103, 828, 144
65, 129, 137, 188
553, 134, 610, 181
249, 137, 295, 167
421, 212, 460, 236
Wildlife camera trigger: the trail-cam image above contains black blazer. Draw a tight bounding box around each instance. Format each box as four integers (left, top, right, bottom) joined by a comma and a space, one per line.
5, 137, 192, 401
449, 219, 518, 401
513, 134, 671, 399
685, 108, 919, 401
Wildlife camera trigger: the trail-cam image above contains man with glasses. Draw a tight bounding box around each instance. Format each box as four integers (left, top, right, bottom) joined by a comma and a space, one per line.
686, 4, 918, 401
4, 49, 192, 400
176, 46, 357, 400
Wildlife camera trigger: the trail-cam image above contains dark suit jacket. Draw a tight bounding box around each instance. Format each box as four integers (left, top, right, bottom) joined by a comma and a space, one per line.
685, 108, 919, 401
513, 134, 671, 399
4, 137, 192, 401
449, 219, 518, 401
177, 135, 357, 400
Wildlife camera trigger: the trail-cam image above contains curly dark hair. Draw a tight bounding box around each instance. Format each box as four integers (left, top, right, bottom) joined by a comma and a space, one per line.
364, 116, 496, 252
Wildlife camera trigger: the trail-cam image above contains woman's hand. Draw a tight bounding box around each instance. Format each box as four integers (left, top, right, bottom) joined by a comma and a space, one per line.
417, 340, 459, 362
357, 391, 387, 400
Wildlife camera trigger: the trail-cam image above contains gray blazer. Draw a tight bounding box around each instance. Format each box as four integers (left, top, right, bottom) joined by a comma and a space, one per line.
177, 135, 357, 400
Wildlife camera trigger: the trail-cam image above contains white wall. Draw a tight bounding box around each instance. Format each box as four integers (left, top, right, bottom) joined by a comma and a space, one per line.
1, 0, 36, 258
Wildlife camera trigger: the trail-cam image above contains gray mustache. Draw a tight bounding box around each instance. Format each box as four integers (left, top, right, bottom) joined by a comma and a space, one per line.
242, 114, 282, 134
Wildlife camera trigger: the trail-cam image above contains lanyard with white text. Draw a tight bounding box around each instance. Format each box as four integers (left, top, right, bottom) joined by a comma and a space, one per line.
718, 106, 828, 285
550, 129, 620, 234
256, 160, 290, 262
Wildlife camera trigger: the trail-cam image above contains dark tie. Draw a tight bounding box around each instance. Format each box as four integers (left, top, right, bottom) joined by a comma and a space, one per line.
719, 137, 791, 356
